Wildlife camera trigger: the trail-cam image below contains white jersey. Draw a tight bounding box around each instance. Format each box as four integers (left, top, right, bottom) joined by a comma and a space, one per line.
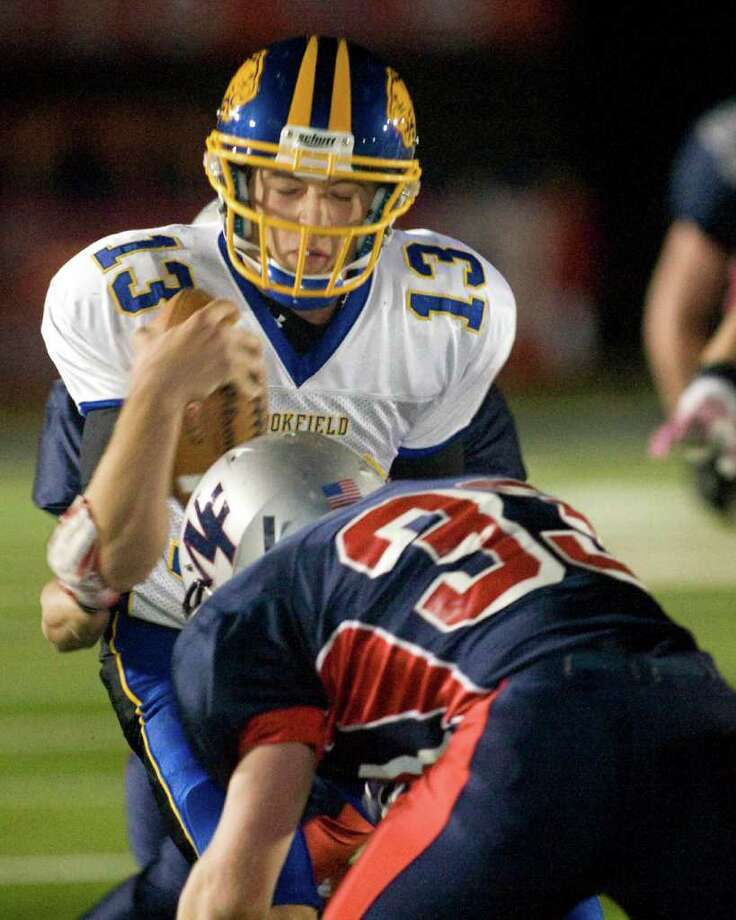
42, 223, 516, 627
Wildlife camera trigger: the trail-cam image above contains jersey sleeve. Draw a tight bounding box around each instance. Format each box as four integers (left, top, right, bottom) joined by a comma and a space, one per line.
239, 706, 328, 754
461, 383, 526, 479
399, 253, 516, 455
32, 380, 84, 515
670, 100, 736, 250
41, 227, 201, 414
172, 557, 328, 786
41, 249, 134, 414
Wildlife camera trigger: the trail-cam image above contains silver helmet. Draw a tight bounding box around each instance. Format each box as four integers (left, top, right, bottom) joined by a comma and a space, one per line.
179, 432, 384, 611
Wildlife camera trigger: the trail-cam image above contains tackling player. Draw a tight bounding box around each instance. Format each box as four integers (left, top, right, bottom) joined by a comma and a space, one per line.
38, 35, 527, 918
644, 97, 736, 514
174, 433, 736, 920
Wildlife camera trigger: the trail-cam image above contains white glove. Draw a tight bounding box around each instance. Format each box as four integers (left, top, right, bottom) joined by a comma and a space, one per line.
649, 369, 736, 478
47, 495, 120, 613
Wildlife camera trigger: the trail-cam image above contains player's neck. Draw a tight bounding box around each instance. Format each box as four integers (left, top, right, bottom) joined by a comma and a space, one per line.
289, 302, 339, 326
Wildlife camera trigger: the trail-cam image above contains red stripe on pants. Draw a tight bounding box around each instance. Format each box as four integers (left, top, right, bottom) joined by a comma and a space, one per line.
324, 685, 504, 919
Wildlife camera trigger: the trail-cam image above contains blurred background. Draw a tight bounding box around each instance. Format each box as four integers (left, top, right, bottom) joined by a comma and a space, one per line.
1, 2, 735, 918
3, 0, 736, 400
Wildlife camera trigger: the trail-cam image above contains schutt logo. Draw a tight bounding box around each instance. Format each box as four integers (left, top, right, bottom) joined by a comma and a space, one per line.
296, 132, 339, 148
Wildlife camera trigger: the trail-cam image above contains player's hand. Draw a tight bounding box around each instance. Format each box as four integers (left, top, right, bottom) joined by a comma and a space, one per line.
47, 494, 121, 612
132, 298, 266, 406
40, 578, 110, 652
649, 367, 736, 513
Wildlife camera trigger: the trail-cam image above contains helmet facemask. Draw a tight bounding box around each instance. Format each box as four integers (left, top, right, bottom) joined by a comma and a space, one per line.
204, 36, 421, 309
205, 134, 419, 309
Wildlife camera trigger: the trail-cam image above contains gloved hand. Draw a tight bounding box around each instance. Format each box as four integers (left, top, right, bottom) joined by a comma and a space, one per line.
47, 494, 120, 612
649, 364, 736, 514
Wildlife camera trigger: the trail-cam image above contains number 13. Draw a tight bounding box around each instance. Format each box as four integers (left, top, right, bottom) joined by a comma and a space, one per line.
403, 242, 486, 333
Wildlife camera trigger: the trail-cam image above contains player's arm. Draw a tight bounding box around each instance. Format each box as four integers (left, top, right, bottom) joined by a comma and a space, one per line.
33, 382, 111, 651
700, 306, 736, 367
177, 742, 316, 920
389, 439, 464, 479
48, 299, 265, 599
455, 382, 526, 479
389, 383, 526, 481
33, 380, 84, 516
642, 219, 730, 412
644, 223, 736, 510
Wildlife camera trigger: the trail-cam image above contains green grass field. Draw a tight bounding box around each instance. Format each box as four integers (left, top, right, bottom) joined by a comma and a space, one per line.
1, 388, 734, 919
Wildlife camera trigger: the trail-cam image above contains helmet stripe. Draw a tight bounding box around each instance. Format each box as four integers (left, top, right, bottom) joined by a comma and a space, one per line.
286, 35, 319, 126
328, 38, 352, 133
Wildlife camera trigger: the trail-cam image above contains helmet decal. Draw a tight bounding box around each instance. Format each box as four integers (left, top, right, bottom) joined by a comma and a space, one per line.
178, 433, 385, 610
328, 38, 352, 132
386, 68, 416, 152
219, 50, 267, 124
286, 35, 319, 126
182, 483, 236, 585
321, 478, 363, 510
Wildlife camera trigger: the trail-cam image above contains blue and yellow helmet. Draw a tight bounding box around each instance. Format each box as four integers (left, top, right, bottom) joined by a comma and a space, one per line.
204, 35, 421, 308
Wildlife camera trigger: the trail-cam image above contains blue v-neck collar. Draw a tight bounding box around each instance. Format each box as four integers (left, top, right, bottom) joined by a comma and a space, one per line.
218, 233, 373, 387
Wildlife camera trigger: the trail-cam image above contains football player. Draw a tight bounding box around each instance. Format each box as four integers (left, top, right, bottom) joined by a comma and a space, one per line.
644, 97, 736, 515
38, 35, 527, 918
174, 433, 736, 920
35, 385, 526, 918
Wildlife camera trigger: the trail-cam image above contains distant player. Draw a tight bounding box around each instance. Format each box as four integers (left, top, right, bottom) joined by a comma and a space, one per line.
174, 433, 736, 920
645, 98, 736, 514
39, 35, 526, 917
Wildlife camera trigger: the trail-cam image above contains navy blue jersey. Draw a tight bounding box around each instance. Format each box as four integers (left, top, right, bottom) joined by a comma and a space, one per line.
671, 98, 736, 251
32, 379, 84, 516
460, 383, 525, 479
173, 477, 695, 788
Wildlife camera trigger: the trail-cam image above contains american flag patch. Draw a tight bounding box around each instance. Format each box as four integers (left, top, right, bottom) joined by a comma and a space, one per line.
322, 479, 362, 509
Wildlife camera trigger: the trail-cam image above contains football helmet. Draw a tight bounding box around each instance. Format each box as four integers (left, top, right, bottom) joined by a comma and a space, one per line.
204, 35, 421, 309
178, 432, 384, 611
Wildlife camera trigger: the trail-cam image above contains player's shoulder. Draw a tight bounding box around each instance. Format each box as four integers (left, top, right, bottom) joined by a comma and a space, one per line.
295, 480, 433, 549
383, 227, 514, 300
385, 226, 491, 267
671, 98, 736, 231
45, 222, 222, 323
50, 222, 217, 288
373, 227, 515, 349
287, 479, 458, 591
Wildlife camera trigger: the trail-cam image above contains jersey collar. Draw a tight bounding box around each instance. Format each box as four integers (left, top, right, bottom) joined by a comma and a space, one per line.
218, 233, 373, 387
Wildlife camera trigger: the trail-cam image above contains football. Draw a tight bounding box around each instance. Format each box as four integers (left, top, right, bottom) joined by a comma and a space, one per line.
153, 287, 268, 503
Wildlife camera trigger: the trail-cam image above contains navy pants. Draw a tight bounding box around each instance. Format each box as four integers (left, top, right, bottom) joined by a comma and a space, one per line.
326, 649, 736, 919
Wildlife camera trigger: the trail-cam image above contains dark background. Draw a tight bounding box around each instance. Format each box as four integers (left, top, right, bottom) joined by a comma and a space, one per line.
2, 1, 734, 403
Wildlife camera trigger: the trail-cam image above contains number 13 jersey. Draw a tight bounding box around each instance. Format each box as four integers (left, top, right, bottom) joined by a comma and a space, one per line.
41, 222, 516, 626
